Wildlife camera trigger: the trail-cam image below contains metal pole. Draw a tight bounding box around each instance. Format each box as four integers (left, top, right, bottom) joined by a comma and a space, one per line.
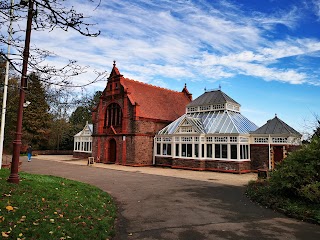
8, 0, 33, 183
0, 0, 15, 169
268, 134, 271, 170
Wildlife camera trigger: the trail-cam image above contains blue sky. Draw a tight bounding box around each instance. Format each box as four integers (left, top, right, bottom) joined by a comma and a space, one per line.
28, 0, 320, 135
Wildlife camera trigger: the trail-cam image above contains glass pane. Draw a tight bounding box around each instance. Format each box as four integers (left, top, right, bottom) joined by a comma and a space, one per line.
222, 144, 227, 158
157, 143, 161, 155
182, 144, 186, 157
215, 144, 221, 158
231, 145, 237, 159
175, 144, 179, 157
163, 144, 167, 155
201, 144, 205, 158
167, 144, 172, 156
187, 144, 192, 157
195, 144, 199, 158
207, 144, 212, 158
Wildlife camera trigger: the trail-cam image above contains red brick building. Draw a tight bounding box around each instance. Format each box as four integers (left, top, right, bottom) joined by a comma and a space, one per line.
91, 62, 192, 165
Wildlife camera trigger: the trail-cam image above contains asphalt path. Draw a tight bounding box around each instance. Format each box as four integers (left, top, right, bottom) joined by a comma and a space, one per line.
20, 157, 320, 240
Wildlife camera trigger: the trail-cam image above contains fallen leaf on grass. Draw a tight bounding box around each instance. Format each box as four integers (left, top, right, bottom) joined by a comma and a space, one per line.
0, 216, 5, 222
5, 206, 13, 211
17, 216, 27, 223
3, 194, 11, 197
50, 219, 55, 223
1, 232, 9, 238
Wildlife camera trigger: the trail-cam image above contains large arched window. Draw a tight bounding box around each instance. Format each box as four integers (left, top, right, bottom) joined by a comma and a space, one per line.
105, 103, 122, 127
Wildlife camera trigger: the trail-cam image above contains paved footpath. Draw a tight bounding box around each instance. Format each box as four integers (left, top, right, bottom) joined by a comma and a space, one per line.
21, 155, 320, 240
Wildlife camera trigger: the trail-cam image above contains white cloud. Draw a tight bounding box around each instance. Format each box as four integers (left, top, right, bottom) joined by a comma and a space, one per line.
18, 0, 319, 90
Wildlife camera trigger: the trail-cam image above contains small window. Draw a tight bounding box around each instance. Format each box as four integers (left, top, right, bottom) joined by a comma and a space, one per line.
231, 145, 237, 159
175, 144, 179, 157
182, 144, 186, 157
201, 144, 205, 158
215, 144, 227, 159
240, 145, 249, 159
207, 144, 212, 158
194, 144, 199, 158
187, 144, 192, 157
162, 143, 171, 156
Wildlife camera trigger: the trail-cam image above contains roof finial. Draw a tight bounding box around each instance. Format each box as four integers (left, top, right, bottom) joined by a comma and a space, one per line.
275, 113, 277, 118
204, 87, 207, 92
184, 83, 187, 88
113, 60, 116, 67
219, 84, 221, 90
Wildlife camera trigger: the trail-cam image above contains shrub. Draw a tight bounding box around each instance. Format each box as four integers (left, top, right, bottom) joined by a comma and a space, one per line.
268, 136, 320, 203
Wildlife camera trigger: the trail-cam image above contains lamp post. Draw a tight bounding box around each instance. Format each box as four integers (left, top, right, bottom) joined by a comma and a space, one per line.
8, 0, 34, 183
0, 0, 15, 169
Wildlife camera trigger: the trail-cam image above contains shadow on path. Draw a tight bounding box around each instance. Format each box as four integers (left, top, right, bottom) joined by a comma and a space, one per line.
21, 159, 320, 240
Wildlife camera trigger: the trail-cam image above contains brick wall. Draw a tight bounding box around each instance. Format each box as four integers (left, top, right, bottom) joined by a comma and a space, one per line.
155, 156, 251, 173
127, 135, 154, 165
134, 119, 170, 134
250, 145, 269, 170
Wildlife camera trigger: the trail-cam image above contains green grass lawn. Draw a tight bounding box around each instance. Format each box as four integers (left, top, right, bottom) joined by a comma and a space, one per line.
0, 169, 117, 239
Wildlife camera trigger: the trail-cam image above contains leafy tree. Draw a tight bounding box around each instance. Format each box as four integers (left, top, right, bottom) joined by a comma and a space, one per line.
62, 90, 102, 150
22, 72, 52, 150
69, 90, 102, 127
47, 118, 71, 150
269, 135, 320, 204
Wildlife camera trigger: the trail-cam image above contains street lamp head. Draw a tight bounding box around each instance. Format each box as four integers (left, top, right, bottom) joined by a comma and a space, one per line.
23, 101, 31, 108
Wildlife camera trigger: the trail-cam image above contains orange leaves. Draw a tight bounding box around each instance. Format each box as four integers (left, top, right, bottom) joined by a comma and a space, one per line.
0, 216, 5, 222
5, 205, 14, 211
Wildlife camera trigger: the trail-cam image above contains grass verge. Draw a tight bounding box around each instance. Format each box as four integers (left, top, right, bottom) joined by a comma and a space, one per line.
246, 180, 320, 224
0, 169, 116, 239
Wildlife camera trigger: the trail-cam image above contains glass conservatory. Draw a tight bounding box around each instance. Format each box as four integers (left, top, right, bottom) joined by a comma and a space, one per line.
73, 122, 93, 157
153, 89, 258, 172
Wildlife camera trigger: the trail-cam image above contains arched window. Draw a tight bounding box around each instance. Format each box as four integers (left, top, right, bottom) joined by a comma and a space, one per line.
105, 103, 122, 127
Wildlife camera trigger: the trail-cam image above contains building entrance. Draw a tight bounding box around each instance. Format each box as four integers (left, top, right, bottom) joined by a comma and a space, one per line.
109, 139, 117, 163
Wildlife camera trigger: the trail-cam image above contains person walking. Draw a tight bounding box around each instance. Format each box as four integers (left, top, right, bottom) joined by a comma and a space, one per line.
27, 145, 32, 162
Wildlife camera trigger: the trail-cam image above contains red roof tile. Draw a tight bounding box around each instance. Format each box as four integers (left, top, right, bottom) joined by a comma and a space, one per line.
121, 78, 191, 121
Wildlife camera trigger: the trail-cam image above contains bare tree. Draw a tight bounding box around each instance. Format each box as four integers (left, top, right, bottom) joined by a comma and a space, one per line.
0, 0, 106, 88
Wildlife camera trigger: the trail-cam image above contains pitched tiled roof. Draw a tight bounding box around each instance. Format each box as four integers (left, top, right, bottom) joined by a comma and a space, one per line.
252, 116, 301, 135
187, 90, 239, 107
121, 78, 191, 121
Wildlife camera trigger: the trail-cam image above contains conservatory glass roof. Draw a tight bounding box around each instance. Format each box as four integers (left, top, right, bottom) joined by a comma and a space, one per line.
158, 111, 258, 135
